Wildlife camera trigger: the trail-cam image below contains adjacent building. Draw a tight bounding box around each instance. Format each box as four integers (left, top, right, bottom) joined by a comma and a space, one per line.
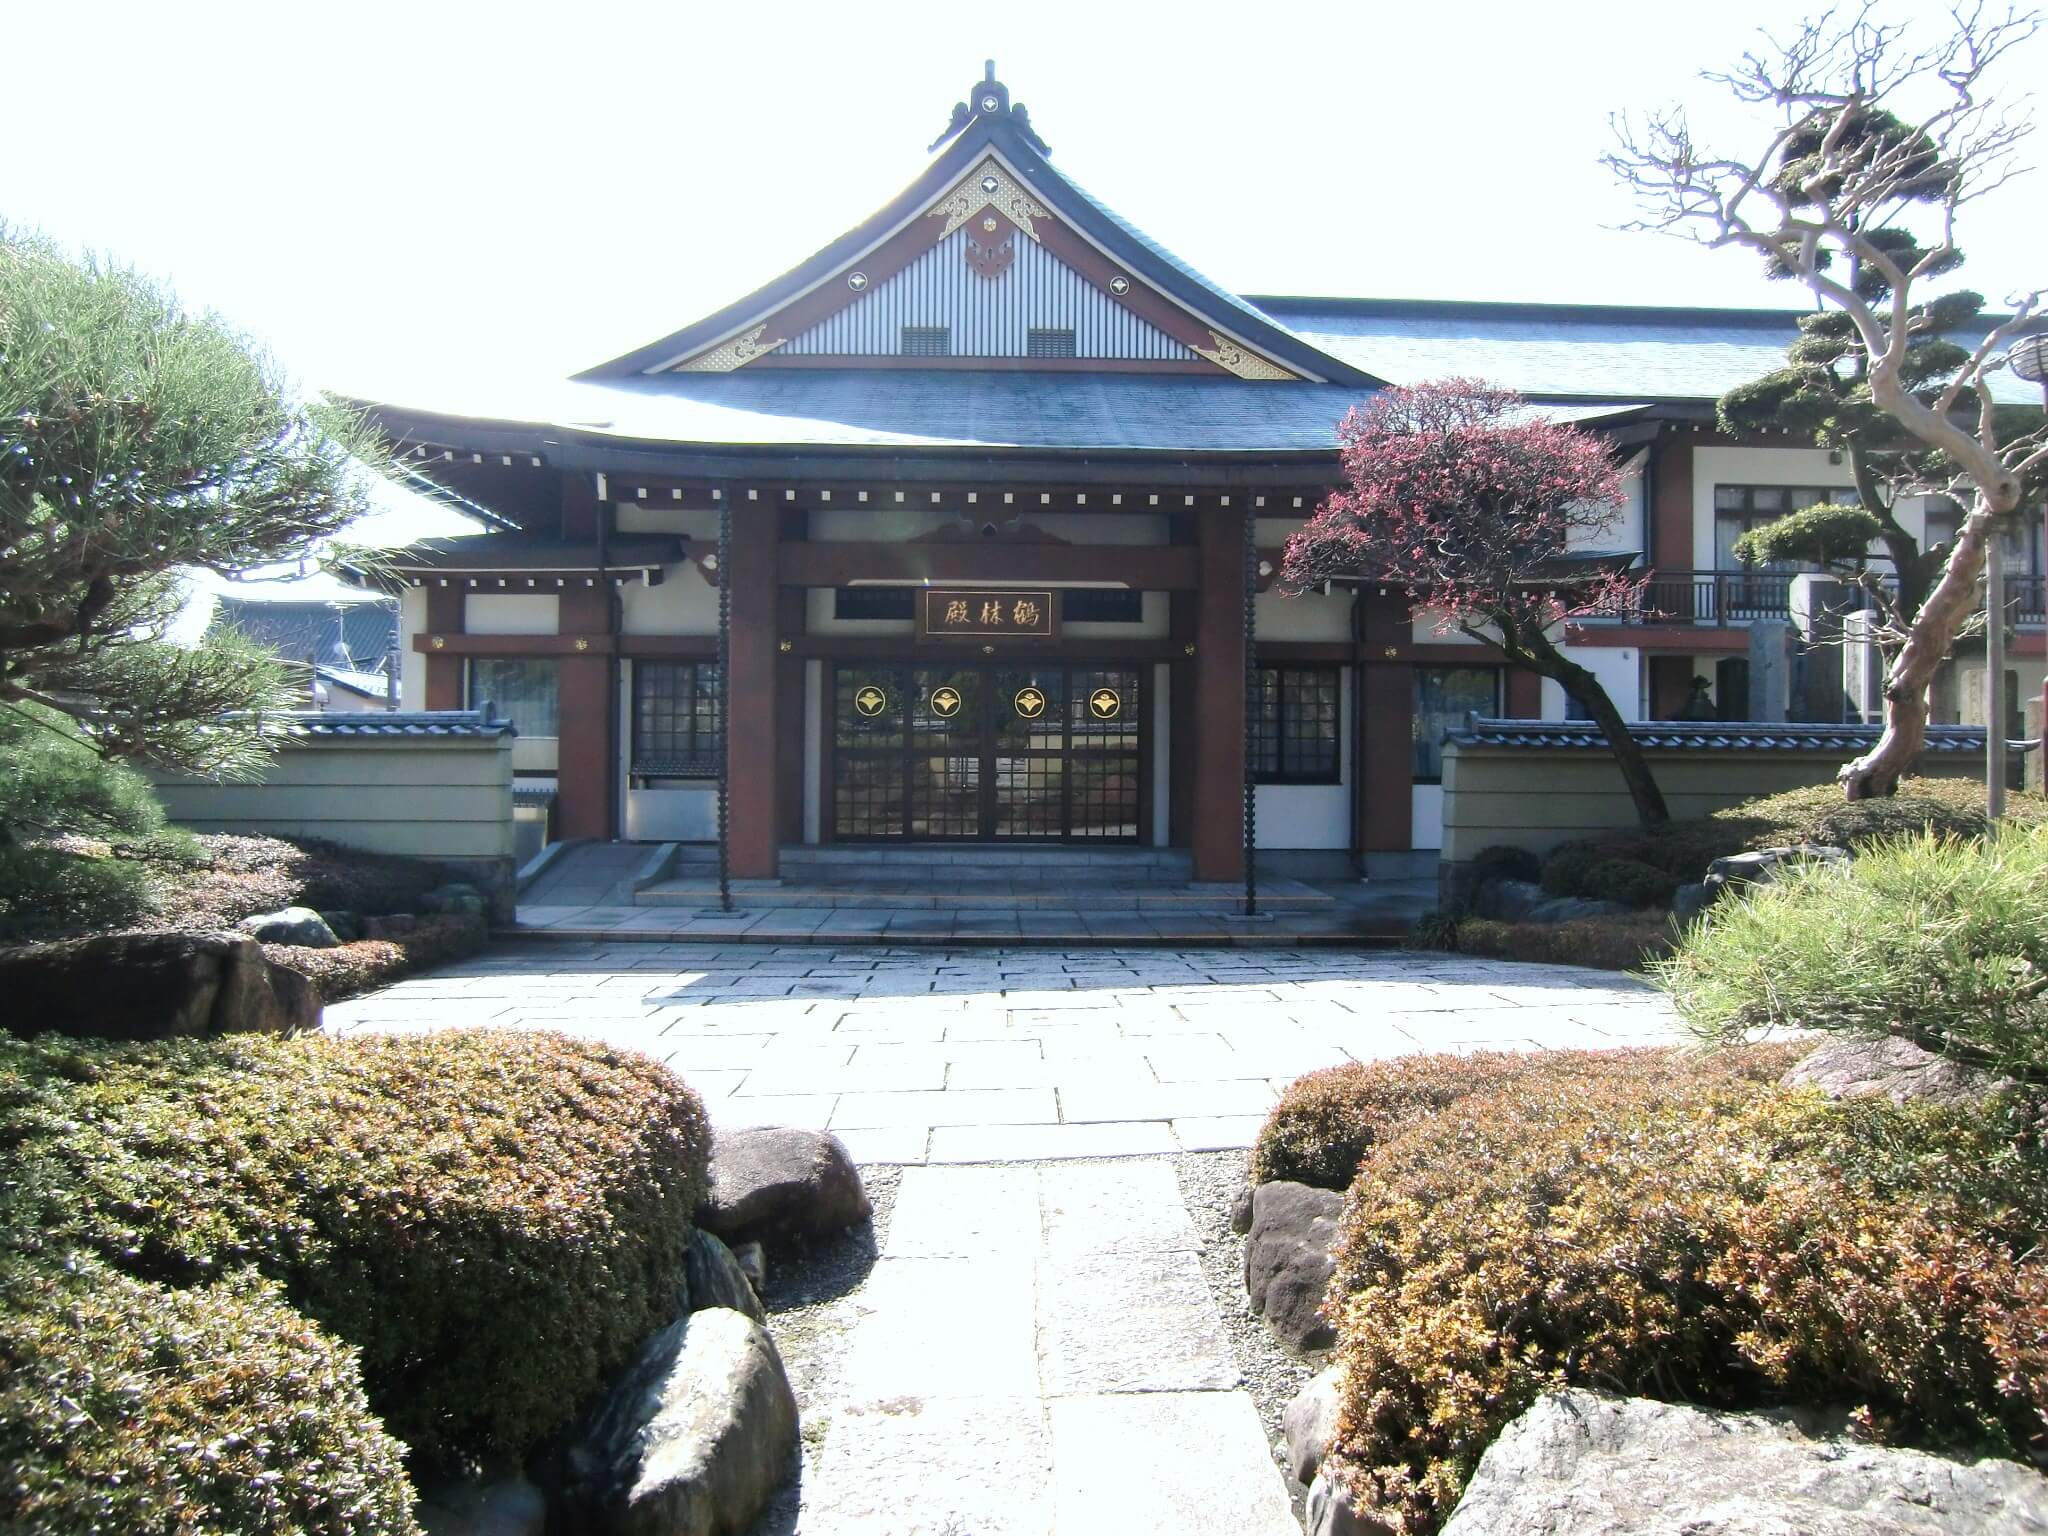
352, 66, 2043, 873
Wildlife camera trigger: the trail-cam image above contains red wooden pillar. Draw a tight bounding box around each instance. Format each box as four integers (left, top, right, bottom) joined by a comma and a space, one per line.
726, 504, 780, 878
1358, 592, 1414, 852
555, 583, 613, 841
1191, 505, 1247, 882
422, 585, 463, 710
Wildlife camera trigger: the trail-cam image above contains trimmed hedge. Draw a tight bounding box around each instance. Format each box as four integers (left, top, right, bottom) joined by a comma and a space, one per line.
1, 1257, 418, 1535
264, 913, 489, 1002
1, 1029, 712, 1470
1660, 824, 2048, 1078
144, 833, 451, 932
1711, 776, 2046, 852
1414, 913, 1677, 972
1318, 1054, 2048, 1532
1250, 1045, 1796, 1190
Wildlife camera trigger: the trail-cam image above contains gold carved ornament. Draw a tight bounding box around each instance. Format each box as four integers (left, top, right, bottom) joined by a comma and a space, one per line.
674, 323, 788, 373
1191, 330, 1297, 381
931, 159, 1052, 242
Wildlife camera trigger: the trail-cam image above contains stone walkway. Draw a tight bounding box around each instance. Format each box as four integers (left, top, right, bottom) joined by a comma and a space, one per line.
326, 943, 1682, 1534
323, 943, 1683, 1163
805, 1160, 1294, 1535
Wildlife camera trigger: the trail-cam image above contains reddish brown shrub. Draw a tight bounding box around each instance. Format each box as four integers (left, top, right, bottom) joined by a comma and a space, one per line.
264, 913, 487, 1001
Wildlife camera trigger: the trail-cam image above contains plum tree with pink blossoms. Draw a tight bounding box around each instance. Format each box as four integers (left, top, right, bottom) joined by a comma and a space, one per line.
1280, 378, 1670, 824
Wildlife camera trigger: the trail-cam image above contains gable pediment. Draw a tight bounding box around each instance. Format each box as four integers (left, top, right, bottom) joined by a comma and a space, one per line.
580, 69, 1377, 389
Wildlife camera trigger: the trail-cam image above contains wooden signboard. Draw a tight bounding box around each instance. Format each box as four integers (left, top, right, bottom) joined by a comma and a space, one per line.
919, 588, 1058, 641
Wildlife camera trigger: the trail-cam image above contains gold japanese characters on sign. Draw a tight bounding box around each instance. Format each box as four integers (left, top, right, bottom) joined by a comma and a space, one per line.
920, 588, 1057, 640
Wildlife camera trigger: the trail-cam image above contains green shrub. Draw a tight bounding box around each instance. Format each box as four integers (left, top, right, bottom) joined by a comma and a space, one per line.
1583, 856, 1681, 908
0, 1256, 418, 1535
1541, 821, 1758, 900
143, 833, 449, 931
264, 913, 489, 1001
1252, 1045, 1798, 1191
1657, 824, 2048, 1077
1467, 844, 1541, 887
1709, 775, 2044, 852
0, 705, 167, 846
1, 1029, 713, 1469
1322, 1057, 2048, 1532
1416, 913, 1677, 971
0, 845, 155, 941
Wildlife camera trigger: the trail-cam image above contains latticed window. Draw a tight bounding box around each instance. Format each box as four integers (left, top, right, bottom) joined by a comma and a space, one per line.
1412, 666, 1500, 783
468, 658, 558, 737
1027, 327, 1077, 358
900, 326, 951, 357
1250, 665, 1340, 785
632, 662, 723, 776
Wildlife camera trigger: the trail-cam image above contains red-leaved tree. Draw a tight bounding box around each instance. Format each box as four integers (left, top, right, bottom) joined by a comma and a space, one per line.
1280, 379, 1669, 824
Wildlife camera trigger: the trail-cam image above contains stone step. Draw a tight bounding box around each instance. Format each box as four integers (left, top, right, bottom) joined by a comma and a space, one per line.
634, 879, 1332, 911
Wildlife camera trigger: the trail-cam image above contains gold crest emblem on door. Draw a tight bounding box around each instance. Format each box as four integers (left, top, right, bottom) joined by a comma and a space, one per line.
1088, 687, 1122, 720
1013, 686, 1047, 720
929, 685, 963, 718
853, 684, 888, 718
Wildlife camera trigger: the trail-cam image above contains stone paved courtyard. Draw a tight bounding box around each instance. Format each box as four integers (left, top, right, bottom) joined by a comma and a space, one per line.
326, 943, 1684, 1534
323, 943, 1684, 1163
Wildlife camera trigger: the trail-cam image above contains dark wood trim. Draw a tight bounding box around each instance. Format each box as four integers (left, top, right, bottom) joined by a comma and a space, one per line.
726, 500, 781, 877
779, 542, 1199, 589
1506, 669, 1543, 717
1190, 507, 1247, 881
1359, 661, 1412, 852
415, 634, 614, 656
786, 634, 1182, 661
619, 635, 719, 658
555, 653, 611, 839
776, 587, 807, 843
1569, 626, 1749, 651
1258, 641, 1352, 663
1650, 435, 1693, 570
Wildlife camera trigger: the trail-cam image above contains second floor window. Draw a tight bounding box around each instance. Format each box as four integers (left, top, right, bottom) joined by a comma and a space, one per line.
633, 662, 724, 776
1713, 484, 1858, 570
468, 657, 558, 737
1250, 665, 1340, 784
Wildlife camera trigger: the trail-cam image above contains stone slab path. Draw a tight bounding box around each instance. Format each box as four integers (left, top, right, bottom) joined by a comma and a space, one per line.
804, 1160, 1296, 1536
325, 943, 1683, 1534
324, 943, 1680, 1162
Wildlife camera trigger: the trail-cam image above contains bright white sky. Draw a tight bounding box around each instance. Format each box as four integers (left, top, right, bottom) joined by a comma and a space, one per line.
5, 0, 2042, 593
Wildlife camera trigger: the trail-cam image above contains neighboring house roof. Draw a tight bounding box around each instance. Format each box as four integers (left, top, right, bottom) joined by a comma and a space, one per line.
1248, 297, 2045, 407
314, 664, 395, 700
210, 595, 397, 671
1449, 718, 1990, 753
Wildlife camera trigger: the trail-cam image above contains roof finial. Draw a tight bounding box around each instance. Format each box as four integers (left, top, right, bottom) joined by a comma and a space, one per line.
985, 59, 996, 82
928, 62, 1051, 156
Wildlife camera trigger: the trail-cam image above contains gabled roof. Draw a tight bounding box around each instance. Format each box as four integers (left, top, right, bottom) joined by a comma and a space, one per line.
576, 65, 1376, 390
209, 594, 396, 671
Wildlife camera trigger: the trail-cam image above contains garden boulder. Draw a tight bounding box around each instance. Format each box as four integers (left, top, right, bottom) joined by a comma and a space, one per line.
1522, 896, 1628, 924
556, 1306, 797, 1536
1244, 1180, 1343, 1352
1470, 879, 1545, 922
1284, 1363, 1344, 1485
1436, 1389, 2047, 1535
238, 905, 340, 948
0, 928, 320, 1040
1783, 1034, 2016, 1109
422, 882, 488, 917
1703, 844, 1849, 896
697, 1127, 870, 1253
681, 1228, 765, 1324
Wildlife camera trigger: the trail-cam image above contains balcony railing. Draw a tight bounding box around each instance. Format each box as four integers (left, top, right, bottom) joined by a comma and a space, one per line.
1623, 570, 2048, 628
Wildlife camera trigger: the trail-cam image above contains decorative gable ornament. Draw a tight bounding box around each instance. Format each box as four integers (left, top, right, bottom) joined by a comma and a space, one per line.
1192, 330, 1296, 381
964, 222, 1015, 280
675, 323, 786, 373
933, 158, 1051, 242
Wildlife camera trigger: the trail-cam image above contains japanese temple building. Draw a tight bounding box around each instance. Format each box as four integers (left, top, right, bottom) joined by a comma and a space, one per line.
355, 64, 2045, 884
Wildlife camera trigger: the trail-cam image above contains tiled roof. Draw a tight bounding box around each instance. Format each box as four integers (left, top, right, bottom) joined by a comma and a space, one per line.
1248, 298, 2043, 407
283, 709, 515, 740
380, 534, 683, 573
211, 595, 396, 671
1448, 717, 1989, 752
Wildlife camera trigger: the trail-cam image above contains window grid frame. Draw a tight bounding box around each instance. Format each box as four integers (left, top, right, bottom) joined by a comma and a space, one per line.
631, 661, 725, 778
1411, 664, 1502, 786
1250, 664, 1342, 787
900, 325, 952, 357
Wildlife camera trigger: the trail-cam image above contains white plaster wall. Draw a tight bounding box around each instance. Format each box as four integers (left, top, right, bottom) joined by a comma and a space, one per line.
1692, 446, 1855, 570
399, 586, 426, 709
1256, 586, 1354, 640
1254, 515, 1310, 542
621, 565, 719, 635
1543, 644, 1643, 721
465, 593, 559, 636
1411, 784, 1445, 851
613, 504, 720, 538
1410, 609, 1496, 646
1565, 446, 1647, 554
1254, 667, 1352, 849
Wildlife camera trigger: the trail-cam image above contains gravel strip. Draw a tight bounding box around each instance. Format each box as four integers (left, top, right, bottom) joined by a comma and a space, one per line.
745, 1163, 901, 1536
1178, 1148, 1321, 1521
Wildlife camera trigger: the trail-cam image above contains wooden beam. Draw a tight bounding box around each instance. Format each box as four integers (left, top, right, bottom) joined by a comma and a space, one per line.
779, 542, 1199, 589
